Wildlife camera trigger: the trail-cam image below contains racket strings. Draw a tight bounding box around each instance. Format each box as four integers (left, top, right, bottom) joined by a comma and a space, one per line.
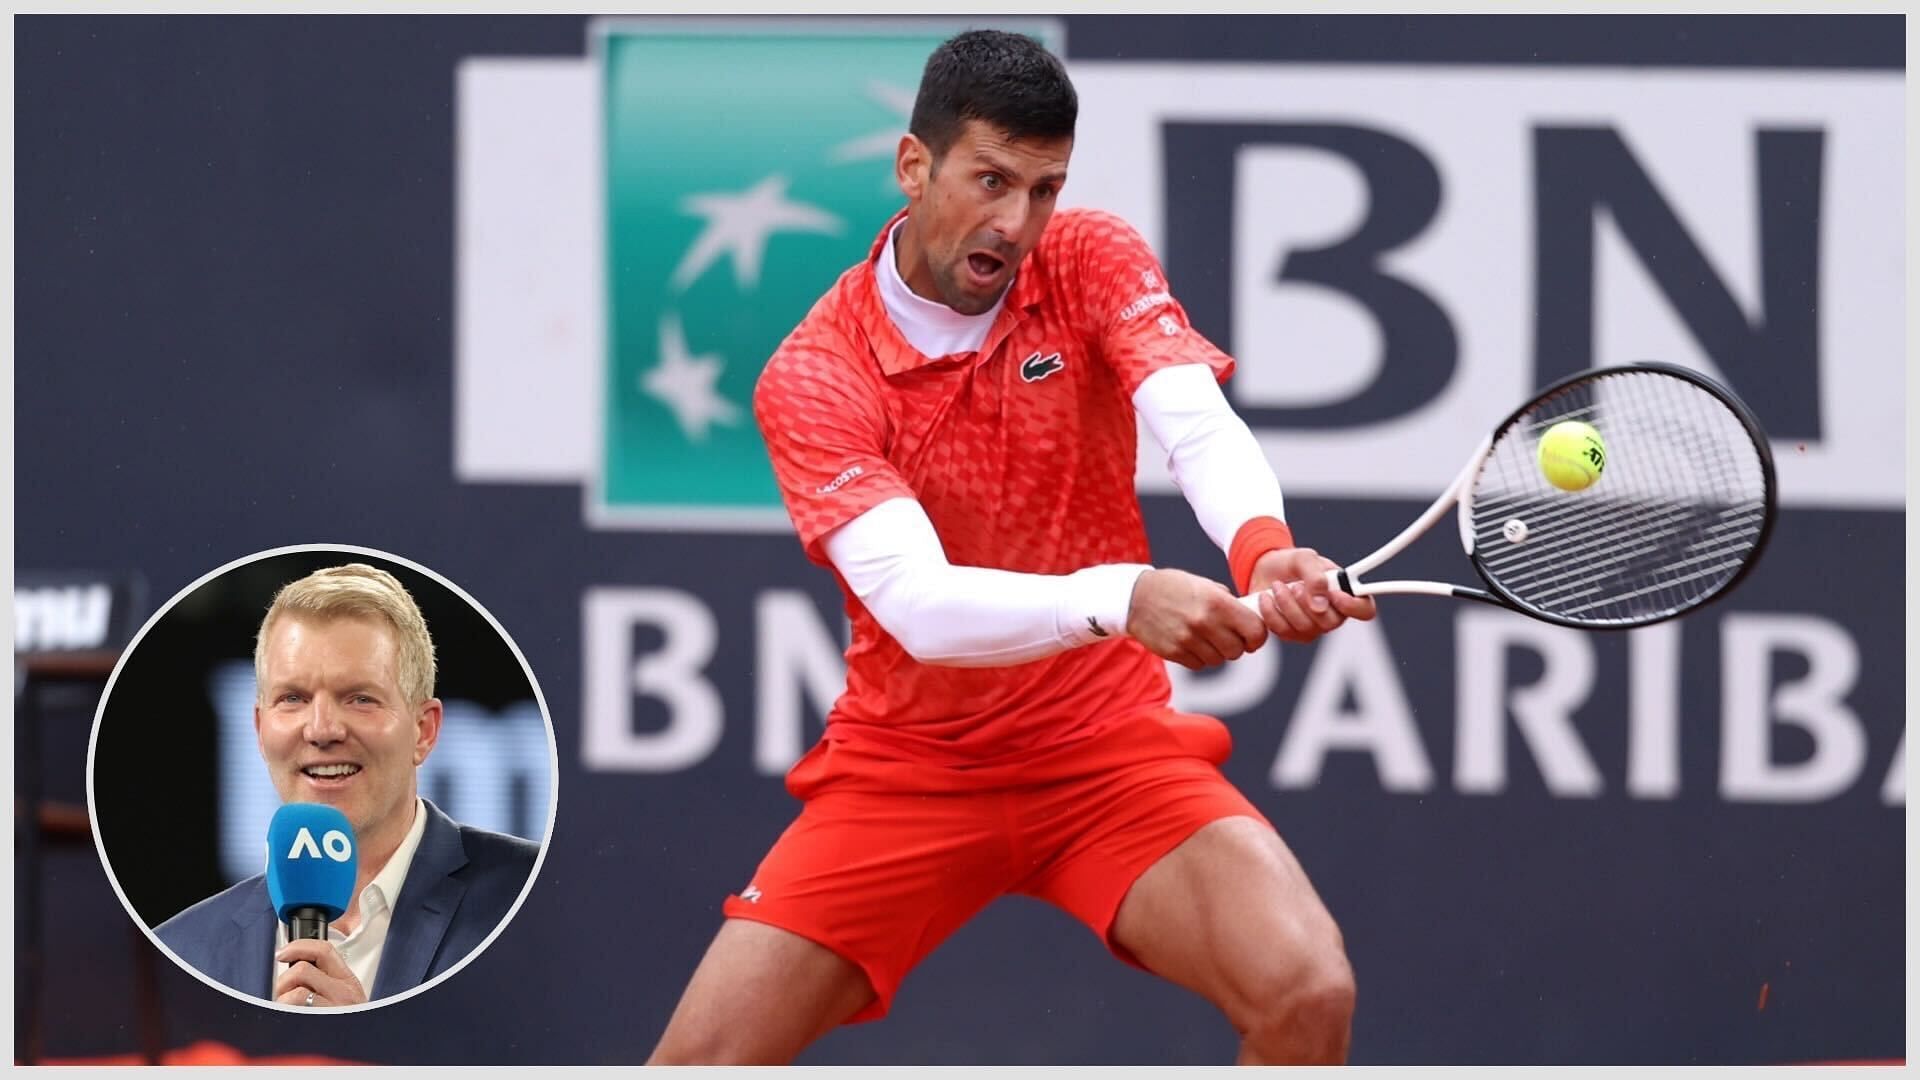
1468, 369, 1770, 626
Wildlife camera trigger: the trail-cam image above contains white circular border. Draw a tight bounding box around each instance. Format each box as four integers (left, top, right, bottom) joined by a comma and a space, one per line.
84, 542, 563, 1016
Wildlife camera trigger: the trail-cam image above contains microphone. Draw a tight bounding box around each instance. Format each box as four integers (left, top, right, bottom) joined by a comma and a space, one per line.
264, 803, 357, 941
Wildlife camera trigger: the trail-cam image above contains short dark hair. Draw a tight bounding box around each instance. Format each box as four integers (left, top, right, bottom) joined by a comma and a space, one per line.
909, 29, 1077, 161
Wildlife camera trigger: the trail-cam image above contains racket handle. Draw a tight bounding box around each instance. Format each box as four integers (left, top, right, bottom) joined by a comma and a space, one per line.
1235, 568, 1360, 613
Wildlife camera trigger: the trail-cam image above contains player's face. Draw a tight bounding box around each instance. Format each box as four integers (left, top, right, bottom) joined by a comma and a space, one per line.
899, 120, 1071, 315
255, 614, 440, 851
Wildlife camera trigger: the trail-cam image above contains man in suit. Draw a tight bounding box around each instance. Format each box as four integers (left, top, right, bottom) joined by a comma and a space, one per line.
156, 564, 540, 1007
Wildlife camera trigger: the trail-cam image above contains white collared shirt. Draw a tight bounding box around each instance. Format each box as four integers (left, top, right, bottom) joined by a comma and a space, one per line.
876, 219, 1004, 358
273, 797, 429, 1000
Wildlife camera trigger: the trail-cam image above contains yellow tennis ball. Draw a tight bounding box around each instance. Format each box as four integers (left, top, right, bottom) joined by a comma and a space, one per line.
1538, 420, 1606, 492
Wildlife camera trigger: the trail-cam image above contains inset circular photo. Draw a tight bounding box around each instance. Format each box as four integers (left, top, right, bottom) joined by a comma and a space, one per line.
87, 545, 557, 1013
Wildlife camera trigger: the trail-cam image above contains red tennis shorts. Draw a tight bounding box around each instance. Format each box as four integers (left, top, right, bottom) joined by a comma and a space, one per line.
719, 716, 1270, 1023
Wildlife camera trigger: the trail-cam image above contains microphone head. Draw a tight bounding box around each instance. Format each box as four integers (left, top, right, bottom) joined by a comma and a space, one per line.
264, 803, 357, 922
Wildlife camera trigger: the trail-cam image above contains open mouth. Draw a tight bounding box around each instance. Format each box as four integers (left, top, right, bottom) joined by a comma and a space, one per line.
302, 763, 362, 783
965, 252, 1006, 282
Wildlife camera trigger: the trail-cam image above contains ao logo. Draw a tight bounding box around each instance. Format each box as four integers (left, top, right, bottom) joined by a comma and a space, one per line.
287, 827, 353, 862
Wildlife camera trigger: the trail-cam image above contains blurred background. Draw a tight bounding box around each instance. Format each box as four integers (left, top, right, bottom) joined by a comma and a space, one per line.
12, 13, 1906, 1066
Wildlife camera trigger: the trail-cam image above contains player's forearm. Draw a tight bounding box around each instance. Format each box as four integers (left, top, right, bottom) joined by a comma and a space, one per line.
881, 561, 1148, 667
824, 498, 1149, 667
1133, 363, 1288, 552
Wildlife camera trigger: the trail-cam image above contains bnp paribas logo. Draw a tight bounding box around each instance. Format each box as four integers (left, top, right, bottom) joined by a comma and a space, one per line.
589, 20, 1061, 531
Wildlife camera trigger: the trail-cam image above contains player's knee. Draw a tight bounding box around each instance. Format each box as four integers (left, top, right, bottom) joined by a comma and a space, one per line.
1239, 936, 1356, 1054
1291, 956, 1357, 1033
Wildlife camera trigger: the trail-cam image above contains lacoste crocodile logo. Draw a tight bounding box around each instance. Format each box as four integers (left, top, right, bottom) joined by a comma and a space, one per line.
1020, 351, 1065, 383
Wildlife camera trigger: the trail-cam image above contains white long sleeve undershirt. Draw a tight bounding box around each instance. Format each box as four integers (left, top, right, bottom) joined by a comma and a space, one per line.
1133, 362, 1288, 550
825, 497, 1149, 667
821, 363, 1288, 668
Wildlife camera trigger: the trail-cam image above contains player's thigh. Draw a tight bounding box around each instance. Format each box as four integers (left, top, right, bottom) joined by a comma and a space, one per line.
649, 917, 873, 1065
656, 785, 1009, 1058
1110, 815, 1350, 1025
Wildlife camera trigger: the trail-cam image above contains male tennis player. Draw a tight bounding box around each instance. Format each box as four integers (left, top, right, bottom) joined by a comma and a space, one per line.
649, 30, 1376, 1065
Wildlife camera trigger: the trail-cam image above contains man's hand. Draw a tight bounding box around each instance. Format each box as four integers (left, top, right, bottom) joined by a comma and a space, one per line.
1248, 547, 1378, 643
1127, 568, 1269, 671
274, 938, 369, 1008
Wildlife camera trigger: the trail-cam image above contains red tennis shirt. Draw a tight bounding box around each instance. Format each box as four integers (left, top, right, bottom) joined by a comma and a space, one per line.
754, 207, 1236, 793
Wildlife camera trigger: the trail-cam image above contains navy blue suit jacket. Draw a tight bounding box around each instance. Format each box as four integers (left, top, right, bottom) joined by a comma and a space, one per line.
155, 799, 540, 1001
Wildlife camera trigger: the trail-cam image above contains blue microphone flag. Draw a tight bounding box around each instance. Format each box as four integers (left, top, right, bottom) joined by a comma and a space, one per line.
264, 803, 357, 922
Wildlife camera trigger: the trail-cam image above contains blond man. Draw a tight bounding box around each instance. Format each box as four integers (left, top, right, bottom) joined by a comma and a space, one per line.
157, 564, 539, 1006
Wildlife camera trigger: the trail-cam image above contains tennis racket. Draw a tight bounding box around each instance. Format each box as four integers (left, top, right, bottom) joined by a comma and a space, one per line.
1239, 362, 1777, 630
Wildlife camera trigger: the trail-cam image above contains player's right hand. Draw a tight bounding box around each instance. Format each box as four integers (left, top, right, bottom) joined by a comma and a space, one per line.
1126, 568, 1269, 671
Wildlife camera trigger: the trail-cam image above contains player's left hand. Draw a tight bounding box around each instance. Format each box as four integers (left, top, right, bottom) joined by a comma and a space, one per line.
273, 938, 369, 1008
1249, 547, 1377, 643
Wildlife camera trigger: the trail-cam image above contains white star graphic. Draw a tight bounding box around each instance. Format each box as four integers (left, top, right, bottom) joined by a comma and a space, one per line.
827, 80, 916, 164
640, 314, 742, 443
670, 175, 842, 292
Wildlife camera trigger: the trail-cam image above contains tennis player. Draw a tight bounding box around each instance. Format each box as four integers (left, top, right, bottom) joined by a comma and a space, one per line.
650, 29, 1376, 1065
